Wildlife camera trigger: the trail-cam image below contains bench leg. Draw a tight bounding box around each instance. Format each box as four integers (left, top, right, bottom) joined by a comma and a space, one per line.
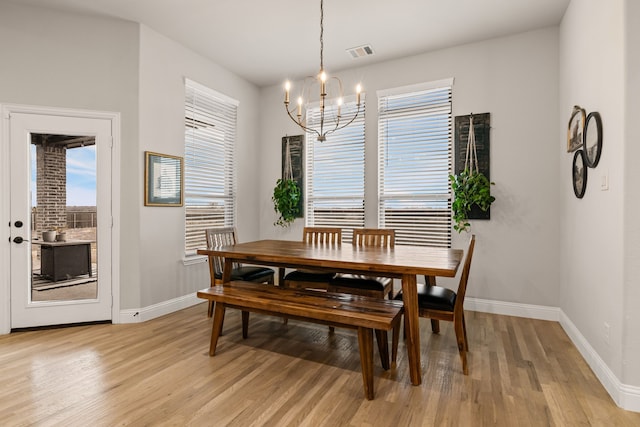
209, 303, 226, 356
242, 311, 249, 339
392, 320, 400, 365
357, 327, 375, 400
375, 330, 390, 370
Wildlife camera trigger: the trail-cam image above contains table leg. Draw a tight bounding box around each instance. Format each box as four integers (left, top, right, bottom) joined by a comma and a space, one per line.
402, 273, 422, 385
222, 259, 233, 283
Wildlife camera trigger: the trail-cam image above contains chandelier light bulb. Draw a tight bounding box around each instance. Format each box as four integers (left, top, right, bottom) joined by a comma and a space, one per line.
285, 81, 291, 103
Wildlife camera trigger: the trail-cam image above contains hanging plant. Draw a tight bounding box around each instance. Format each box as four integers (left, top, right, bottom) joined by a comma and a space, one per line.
272, 178, 301, 227
450, 169, 495, 232
273, 137, 301, 227
450, 115, 496, 233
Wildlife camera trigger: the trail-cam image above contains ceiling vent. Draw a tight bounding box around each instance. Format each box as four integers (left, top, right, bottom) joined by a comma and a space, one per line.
346, 44, 375, 59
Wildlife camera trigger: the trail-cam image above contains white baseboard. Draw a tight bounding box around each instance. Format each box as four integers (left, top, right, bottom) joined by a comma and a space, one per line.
465, 297, 561, 321
119, 293, 204, 324
559, 311, 640, 413
467, 297, 640, 413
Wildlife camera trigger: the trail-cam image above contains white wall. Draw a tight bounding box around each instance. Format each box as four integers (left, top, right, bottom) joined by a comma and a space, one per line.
137, 26, 261, 307
622, 0, 640, 388
559, 0, 626, 381
259, 27, 561, 306
0, 2, 142, 308
0, 3, 263, 311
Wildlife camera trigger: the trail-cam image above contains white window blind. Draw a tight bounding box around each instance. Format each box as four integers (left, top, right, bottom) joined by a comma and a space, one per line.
305, 99, 365, 242
378, 83, 452, 247
184, 79, 237, 253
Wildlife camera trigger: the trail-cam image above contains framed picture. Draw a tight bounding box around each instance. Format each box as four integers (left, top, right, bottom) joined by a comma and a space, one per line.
572, 150, 587, 199
567, 106, 586, 152
584, 111, 602, 168
144, 151, 184, 206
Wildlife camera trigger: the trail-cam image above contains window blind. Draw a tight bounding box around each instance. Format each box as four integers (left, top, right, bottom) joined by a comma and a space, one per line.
184, 79, 237, 253
305, 100, 365, 242
378, 84, 452, 247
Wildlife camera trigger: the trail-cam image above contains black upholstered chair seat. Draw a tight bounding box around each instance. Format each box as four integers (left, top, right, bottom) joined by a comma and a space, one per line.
215, 266, 275, 282
329, 274, 391, 291
395, 283, 457, 312
284, 270, 336, 283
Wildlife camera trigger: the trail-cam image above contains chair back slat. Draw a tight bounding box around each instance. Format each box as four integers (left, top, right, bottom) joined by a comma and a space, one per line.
205, 227, 239, 276
302, 227, 342, 244
453, 235, 476, 313
353, 228, 395, 248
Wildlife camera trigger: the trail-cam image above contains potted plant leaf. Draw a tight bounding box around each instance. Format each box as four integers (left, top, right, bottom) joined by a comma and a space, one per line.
450, 115, 495, 233
272, 137, 301, 227
450, 169, 495, 232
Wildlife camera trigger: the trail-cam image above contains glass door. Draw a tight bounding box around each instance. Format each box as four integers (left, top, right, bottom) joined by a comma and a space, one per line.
9, 112, 112, 328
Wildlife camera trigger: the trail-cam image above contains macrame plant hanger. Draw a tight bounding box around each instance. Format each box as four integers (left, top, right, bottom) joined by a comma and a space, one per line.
284, 136, 294, 182
464, 114, 479, 175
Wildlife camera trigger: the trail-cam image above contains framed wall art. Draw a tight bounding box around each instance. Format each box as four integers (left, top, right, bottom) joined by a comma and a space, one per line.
144, 151, 184, 206
572, 150, 587, 199
567, 105, 586, 152
583, 111, 602, 168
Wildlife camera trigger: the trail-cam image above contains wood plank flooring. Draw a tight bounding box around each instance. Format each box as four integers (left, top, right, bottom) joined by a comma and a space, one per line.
0, 303, 638, 426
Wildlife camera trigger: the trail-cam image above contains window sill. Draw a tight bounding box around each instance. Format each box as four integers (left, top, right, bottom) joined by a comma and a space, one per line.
183, 254, 207, 266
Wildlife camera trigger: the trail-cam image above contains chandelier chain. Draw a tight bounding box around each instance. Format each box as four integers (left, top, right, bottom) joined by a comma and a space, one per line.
320, 0, 324, 71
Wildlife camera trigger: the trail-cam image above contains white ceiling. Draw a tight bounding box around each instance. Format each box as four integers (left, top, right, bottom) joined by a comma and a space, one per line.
10, 0, 570, 87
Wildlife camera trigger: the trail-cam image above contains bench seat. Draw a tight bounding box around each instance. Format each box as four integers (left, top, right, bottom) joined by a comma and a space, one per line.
197, 281, 404, 400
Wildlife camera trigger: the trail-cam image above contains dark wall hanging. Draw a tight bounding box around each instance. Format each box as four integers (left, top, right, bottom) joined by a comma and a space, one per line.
282, 135, 304, 217
572, 150, 587, 198
566, 106, 602, 198
583, 112, 602, 168
455, 113, 491, 219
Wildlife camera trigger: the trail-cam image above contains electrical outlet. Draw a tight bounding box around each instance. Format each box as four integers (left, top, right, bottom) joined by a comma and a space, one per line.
604, 322, 610, 344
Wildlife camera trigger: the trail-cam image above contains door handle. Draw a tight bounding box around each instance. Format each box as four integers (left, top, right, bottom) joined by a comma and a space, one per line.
13, 236, 29, 244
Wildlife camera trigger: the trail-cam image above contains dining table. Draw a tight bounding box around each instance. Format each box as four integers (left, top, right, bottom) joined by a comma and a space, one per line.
197, 239, 463, 386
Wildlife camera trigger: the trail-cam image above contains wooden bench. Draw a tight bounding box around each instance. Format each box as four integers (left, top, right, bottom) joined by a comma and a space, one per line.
197, 281, 404, 400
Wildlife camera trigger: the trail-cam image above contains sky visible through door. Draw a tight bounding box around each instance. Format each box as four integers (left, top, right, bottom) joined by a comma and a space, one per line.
30, 144, 96, 206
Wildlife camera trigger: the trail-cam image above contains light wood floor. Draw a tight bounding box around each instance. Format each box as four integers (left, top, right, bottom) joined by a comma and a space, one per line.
1, 304, 638, 426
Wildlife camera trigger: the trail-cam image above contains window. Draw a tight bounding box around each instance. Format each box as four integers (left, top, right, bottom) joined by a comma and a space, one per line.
184, 79, 237, 253
377, 80, 453, 247
305, 99, 366, 241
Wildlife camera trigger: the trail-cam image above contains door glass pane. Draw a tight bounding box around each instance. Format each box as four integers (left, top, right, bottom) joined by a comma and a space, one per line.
30, 134, 98, 302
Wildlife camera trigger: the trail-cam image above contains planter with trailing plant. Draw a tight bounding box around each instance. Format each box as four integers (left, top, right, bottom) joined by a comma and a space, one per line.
272, 178, 301, 227
450, 114, 496, 233
450, 169, 495, 232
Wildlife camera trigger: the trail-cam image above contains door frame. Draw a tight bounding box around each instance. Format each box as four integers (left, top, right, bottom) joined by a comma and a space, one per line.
0, 103, 121, 334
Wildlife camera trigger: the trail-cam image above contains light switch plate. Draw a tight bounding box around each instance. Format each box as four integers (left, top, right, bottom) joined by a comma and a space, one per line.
601, 169, 609, 191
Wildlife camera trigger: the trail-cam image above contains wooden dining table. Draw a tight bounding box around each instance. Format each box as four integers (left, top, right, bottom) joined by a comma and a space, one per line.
197, 239, 463, 386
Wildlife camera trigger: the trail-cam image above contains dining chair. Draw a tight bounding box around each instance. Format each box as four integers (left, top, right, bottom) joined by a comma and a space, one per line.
327, 228, 395, 299
283, 227, 342, 290
204, 227, 275, 321
392, 234, 476, 374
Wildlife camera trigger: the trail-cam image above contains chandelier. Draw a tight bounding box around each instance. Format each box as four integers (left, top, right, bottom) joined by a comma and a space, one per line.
284, 0, 362, 142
